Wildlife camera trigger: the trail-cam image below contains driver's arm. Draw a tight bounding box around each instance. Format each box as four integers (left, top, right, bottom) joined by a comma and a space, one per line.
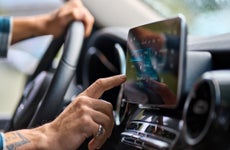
1, 75, 126, 150
12, 0, 94, 44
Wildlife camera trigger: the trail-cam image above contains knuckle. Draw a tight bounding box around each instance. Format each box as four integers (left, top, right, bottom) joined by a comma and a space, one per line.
70, 10, 76, 18
80, 115, 91, 125
75, 97, 90, 112
71, 0, 80, 7
77, 106, 87, 116
76, 96, 85, 106
95, 78, 105, 88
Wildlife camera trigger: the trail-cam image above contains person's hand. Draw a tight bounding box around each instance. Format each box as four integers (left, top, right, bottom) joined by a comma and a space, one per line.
3, 75, 126, 149
45, 74, 126, 150
45, 0, 94, 37
12, 0, 94, 43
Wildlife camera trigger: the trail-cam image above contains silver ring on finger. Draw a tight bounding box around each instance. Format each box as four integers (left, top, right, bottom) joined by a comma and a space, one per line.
95, 124, 104, 137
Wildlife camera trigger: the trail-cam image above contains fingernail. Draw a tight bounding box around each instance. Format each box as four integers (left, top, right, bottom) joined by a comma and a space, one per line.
118, 74, 126, 80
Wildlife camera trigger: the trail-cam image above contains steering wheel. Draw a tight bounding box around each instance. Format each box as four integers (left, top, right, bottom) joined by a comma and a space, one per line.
9, 21, 85, 130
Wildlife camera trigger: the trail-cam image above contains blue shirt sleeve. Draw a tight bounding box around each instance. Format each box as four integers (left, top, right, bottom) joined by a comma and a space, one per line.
0, 132, 4, 150
0, 17, 12, 58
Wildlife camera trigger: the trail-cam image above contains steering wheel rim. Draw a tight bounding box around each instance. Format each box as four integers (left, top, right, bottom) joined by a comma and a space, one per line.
29, 21, 85, 127
11, 21, 85, 129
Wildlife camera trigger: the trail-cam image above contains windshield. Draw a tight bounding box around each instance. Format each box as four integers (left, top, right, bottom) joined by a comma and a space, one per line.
142, 0, 230, 36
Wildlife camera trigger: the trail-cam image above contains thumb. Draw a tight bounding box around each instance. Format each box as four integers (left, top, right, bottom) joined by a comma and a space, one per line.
81, 74, 126, 98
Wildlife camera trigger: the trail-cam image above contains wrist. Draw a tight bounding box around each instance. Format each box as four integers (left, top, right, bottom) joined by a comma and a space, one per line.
3, 128, 48, 150
35, 14, 53, 36
28, 14, 50, 36
31, 124, 51, 149
36, 122, 63, 150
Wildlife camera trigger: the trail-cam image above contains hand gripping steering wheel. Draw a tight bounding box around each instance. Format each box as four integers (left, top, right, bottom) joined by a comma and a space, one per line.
10, 21, 85, 129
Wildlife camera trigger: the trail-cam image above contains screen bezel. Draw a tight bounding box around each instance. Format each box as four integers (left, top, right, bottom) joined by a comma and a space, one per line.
124, 15, 187, 109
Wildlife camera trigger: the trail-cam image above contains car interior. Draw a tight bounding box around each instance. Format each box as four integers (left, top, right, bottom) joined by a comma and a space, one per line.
0, 0, 230, 149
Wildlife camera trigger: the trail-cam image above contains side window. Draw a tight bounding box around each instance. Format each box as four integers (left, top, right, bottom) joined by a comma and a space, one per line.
142, 0, 230, 36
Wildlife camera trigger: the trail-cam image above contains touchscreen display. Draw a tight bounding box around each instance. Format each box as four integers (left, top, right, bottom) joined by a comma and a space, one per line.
124, 16, 186, 107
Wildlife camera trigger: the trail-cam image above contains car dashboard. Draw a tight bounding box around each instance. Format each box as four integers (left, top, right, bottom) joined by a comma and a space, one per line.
78, 20, 230, 150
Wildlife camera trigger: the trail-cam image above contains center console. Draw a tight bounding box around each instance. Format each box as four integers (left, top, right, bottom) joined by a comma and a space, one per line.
117, 15, 230, 150
118, 15, 187, 150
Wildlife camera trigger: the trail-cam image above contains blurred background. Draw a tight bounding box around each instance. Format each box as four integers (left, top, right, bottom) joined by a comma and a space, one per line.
0, 0, 62, 118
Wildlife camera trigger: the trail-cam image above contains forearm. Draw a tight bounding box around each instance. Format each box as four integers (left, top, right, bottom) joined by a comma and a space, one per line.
11, 0, 94, 44
12, 15, 50, 44
3, 124, 51, 150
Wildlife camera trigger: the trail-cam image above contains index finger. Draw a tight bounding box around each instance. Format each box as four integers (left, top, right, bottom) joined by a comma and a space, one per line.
81, 74, 126, 98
